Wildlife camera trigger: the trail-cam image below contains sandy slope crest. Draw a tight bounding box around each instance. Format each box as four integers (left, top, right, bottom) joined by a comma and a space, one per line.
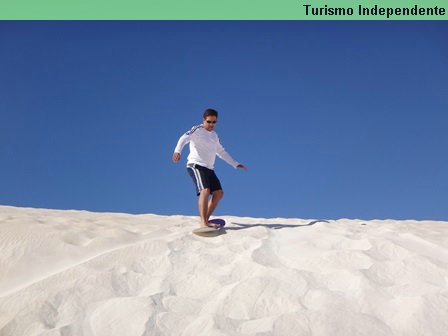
0, 206, 447, 336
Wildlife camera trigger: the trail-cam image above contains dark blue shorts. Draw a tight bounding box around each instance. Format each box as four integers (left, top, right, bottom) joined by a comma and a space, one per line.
187, 164, 222, 196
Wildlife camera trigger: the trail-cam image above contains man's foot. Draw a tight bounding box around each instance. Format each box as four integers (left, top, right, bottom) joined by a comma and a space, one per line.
200, 222, 220, 229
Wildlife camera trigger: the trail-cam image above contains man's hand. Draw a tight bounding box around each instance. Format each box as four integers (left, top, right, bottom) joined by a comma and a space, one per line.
172, 152, 181, 163
237, 164, 248, 171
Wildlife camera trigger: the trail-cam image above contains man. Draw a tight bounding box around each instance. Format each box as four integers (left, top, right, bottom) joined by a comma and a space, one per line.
173, 108, 247, 228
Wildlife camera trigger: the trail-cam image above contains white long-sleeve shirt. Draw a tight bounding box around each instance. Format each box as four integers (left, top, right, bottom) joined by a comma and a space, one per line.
174, 125, 240, 170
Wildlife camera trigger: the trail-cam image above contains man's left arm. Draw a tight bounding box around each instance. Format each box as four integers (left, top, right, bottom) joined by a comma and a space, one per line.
216, 141, 247, 171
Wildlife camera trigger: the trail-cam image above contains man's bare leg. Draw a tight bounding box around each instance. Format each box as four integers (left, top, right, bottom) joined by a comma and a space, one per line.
198, 188, 211, 227
207, 190, 224, 221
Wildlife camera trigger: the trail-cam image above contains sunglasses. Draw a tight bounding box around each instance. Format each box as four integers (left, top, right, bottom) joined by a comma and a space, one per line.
206, 120, 217, 124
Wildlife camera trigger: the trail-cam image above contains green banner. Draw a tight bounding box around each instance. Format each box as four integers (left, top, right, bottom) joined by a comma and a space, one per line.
0, 0, 447, 19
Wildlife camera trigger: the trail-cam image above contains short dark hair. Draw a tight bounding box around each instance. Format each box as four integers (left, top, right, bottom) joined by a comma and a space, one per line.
203, 108, 218, 119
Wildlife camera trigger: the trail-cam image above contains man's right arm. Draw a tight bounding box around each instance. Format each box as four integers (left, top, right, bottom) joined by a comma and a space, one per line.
172, 133, 190, 163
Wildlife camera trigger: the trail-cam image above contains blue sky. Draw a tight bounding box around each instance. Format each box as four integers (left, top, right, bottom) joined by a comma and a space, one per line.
1, 21, 447, 220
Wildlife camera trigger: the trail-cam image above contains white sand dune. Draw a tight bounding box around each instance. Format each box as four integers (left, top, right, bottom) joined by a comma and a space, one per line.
0, 205, 447, 336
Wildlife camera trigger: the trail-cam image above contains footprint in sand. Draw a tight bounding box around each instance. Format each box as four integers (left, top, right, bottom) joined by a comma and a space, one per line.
61, 232, 94, 247
86, 297, 154, 336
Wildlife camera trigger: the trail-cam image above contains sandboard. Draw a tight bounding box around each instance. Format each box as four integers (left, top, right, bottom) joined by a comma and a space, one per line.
192, 219, 226, 235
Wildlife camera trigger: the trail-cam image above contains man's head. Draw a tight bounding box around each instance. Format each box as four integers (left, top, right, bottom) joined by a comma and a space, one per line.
203, 108, 218, 131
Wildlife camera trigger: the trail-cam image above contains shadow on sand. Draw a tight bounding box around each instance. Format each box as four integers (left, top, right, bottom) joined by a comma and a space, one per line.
193, 228, 228, 237
225, 220, 330, 231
